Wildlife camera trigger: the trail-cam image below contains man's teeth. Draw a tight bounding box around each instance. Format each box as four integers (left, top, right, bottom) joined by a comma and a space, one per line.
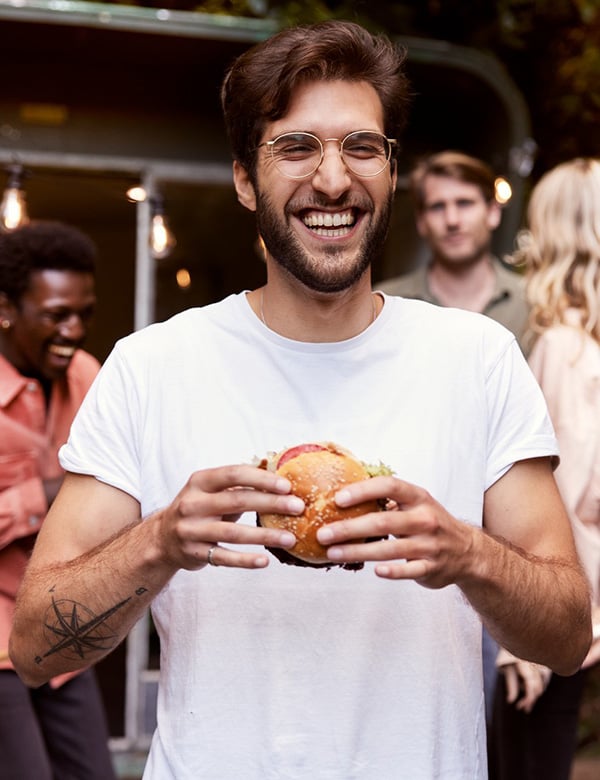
48, 344, 75, 357
303, 211, 355, 236
304, 211, 354, 227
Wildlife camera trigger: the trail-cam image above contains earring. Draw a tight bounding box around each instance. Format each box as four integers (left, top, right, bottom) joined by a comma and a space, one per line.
1, 319, 11, 329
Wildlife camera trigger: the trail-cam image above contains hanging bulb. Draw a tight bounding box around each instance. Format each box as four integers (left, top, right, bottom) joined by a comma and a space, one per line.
126, 185, 147, 203
149, 195, 176, 259
176, 267, 191, 289
150, 213, 176, 259
494, 177, 512, 205
0, 165, 29, 232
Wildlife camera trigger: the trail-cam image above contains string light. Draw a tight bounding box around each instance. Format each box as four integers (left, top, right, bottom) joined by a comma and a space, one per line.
0, 164, 29, 232
126, 185, 147, 203
176, 268, 191, 289
149, 194, 176, 259
494, 177, 512, 205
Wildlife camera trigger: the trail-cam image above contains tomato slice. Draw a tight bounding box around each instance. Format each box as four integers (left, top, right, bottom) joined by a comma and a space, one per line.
277, 443, 327, 469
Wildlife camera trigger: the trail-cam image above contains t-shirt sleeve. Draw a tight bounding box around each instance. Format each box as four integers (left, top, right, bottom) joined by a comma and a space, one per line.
59, 341, 143, 502
485, 336, 558, 489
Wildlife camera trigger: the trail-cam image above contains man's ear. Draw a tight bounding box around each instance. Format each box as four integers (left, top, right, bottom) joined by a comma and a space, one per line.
233, 161, 257, 212
0, 292, 16, 322
487, 200, 502, 231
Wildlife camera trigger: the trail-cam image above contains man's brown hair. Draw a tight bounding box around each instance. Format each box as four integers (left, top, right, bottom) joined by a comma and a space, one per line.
410, 151, 497, 211
221, 20, 410, 182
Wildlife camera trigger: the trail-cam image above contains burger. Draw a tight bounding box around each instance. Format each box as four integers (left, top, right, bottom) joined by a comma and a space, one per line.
256, 442, 392, 569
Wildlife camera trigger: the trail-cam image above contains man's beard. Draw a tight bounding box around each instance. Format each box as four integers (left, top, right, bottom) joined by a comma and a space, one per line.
255, 188, 394, 294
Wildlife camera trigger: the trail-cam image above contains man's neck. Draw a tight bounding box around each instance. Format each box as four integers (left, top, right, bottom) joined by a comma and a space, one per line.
427, 255, 496, 313
247, 278, 381, 343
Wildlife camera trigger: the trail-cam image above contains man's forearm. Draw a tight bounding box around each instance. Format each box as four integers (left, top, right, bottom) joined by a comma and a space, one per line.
9, 520, 174, 687
462, 530, 591, 675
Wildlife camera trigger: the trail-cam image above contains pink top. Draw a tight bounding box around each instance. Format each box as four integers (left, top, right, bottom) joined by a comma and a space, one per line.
528, 313, 600, 604
0, 350, 99, 683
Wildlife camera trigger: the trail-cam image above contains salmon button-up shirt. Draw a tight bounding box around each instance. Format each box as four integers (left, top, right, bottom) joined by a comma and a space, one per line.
0, 350, 99, 681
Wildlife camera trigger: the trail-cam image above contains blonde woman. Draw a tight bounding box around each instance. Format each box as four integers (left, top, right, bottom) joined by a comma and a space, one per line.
491, 157, 600, 780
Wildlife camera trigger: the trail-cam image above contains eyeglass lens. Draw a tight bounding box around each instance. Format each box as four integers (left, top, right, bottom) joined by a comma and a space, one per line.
269, 132, 392, 178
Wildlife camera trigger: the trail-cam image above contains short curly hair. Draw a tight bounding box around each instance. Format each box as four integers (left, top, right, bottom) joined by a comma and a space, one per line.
0, 220, 97, 304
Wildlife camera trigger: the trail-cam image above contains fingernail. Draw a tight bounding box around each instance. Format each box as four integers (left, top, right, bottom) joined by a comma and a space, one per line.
286, 496, 304, 513
280, 532, 296, 547
318, 527, 333, 542
336, 489, 351, 506
275, 477, 291, 492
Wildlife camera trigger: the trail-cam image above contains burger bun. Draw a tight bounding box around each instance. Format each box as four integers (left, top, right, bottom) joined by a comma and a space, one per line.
258, 443, 382, 566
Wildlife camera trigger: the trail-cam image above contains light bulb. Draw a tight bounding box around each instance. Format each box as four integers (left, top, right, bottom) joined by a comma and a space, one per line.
0, 166, 29, 232
176, 268, 191, 289
150, 212, 176, 259
494, 177, 512, 205
126, 185, 147, 203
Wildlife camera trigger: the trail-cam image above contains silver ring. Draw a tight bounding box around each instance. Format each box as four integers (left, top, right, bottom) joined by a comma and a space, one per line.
207, 544, 218, 567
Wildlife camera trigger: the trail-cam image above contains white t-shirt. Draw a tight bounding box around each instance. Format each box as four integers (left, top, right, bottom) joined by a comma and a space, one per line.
61, 293, 557, 779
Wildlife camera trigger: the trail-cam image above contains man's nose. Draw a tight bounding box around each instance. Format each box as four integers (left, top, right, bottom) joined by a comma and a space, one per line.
311, 144, 352, 199
58, 313, 86, 341
445, 204, 460, 226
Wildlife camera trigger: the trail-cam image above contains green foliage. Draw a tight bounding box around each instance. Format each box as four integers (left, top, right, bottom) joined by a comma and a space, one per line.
269, 0, 347, 25
193, 0, 263, 16
493, 0, 600, 168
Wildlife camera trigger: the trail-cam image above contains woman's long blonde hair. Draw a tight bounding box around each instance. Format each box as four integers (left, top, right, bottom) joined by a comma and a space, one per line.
511, 157, 600, 344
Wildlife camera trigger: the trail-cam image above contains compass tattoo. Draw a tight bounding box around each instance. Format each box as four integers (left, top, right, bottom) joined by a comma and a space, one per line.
35, 586, 147, 665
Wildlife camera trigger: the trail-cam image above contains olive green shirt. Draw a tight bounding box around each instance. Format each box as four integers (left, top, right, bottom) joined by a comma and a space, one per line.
378, 259, 529, 352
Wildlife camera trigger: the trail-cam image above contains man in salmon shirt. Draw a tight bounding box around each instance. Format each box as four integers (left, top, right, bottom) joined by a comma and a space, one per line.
0, 220, 116, 778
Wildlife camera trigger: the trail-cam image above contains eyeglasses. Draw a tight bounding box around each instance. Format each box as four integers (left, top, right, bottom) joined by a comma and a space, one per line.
257, 131, 397, 179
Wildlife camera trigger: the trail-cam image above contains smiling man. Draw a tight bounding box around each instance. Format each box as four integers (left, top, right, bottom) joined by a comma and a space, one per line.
0, 221, 116, 779
9, 22, 591, 780
236, 78, 397, 339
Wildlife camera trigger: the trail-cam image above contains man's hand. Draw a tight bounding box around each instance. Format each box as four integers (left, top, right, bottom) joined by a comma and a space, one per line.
314, 459, 592, 675
154, 464, 302, 570
497, 649, 552, 713
315, 474, 474, 585
9, 464, 303, 686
